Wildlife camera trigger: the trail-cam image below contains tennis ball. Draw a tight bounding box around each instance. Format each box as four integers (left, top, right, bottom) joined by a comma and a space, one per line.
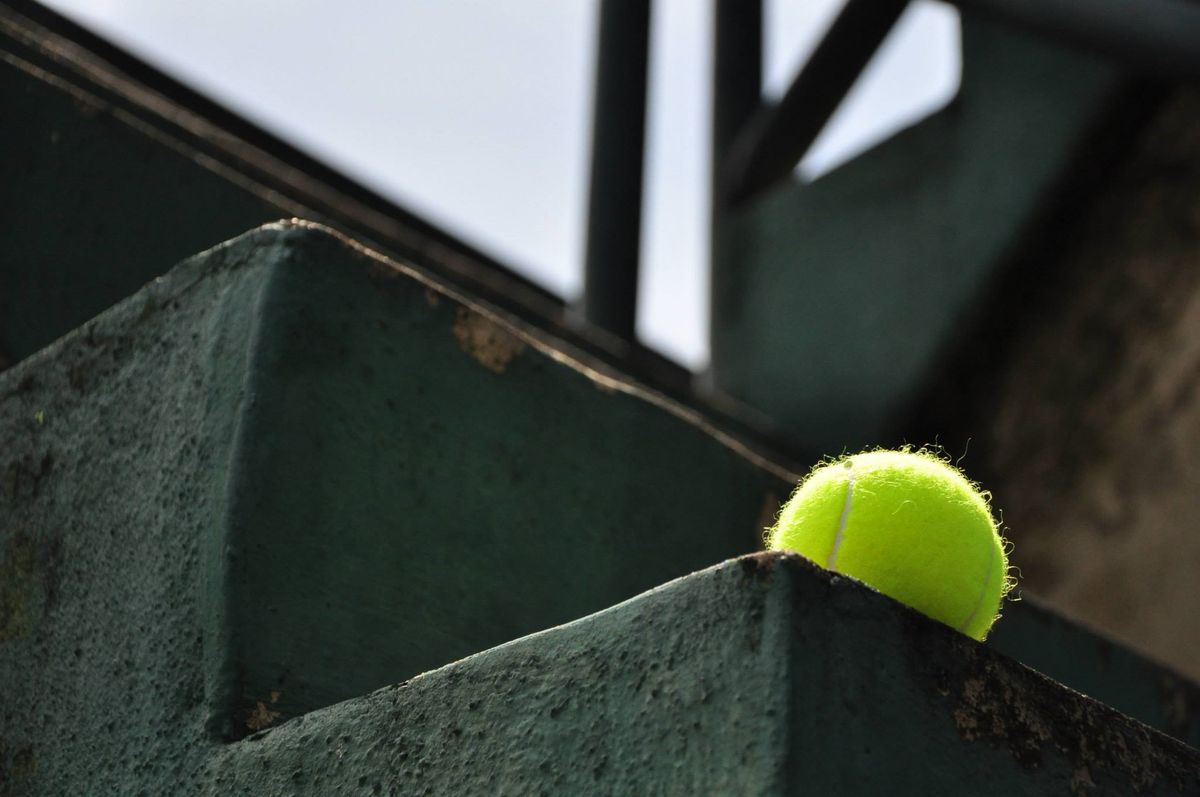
767, 449, 1011, 640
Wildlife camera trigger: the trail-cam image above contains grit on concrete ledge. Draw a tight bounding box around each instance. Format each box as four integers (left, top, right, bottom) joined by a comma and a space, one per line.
207, 553, 1200, 796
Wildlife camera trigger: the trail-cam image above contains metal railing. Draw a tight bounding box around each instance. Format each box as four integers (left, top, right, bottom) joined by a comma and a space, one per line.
580, 0, 1200, 342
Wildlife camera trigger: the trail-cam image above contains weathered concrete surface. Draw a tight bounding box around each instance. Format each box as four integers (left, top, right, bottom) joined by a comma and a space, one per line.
194, 224, 790, 736
991, 594, 1200, 751
0, 221, 790, 791
916, 87, 1200, 684
0, 230, 267, 793
207, 553, 1200, 796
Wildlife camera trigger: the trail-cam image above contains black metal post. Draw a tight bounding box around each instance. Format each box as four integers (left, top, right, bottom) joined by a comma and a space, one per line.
582, 0, 652, 343
712, 0, 763, 215
707, 0, 762, 388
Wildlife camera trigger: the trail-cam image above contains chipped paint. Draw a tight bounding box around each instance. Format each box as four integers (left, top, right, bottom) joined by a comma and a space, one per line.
246, 691, 283, 732
1071, 765, 1095, 794
452, 307, 526, 374
280, 221, 800, 484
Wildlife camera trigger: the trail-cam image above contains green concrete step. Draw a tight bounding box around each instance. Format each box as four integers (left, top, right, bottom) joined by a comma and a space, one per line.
208, 553, 1200, 795
2, 222, 1197, 793
0, 221, 790, 789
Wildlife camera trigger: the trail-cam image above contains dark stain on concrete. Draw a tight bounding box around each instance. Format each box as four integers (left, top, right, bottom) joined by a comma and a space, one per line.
737, 551, 783, 583
0, 532, 35, 642
0, 528, 66, 642
36, 530, 64, 613
0, 466, 13, 503
0, 374, 36, 400
67, 360, 92, 392
0, 740, 38, 796
904, 614, 1200, 794
1, 452, 53, 502
1158, 672, 1200, 745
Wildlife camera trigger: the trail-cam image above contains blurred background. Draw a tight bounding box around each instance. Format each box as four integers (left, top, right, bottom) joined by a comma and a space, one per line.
37, 0, 960, 370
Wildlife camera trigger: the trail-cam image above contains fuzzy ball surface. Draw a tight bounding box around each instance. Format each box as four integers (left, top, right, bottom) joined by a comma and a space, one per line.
767, 449, 1010, 641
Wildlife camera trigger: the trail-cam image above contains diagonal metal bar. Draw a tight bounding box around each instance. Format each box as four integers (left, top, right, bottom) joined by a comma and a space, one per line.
720, 0, 910, 208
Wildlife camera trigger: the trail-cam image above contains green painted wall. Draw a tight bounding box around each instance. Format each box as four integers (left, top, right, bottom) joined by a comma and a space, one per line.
0, 37, 283, 369
711, 14, 1129, 452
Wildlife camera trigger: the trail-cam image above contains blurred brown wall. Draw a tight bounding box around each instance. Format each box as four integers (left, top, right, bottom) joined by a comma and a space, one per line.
954, 89, 1200, 680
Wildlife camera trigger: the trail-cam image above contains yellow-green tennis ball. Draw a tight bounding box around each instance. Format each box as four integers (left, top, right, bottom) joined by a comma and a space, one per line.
767, 449, 1010, 641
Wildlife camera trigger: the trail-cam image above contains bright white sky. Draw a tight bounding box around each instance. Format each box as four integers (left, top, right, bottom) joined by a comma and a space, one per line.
42, 0, 959, 370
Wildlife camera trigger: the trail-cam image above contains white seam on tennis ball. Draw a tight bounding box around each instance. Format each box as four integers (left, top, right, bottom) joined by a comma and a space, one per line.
827, 461, 855, 570
957, 533, 996, 635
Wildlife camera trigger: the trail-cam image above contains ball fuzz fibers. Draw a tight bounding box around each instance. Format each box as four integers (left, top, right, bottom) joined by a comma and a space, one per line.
767, 449, 1013, 640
